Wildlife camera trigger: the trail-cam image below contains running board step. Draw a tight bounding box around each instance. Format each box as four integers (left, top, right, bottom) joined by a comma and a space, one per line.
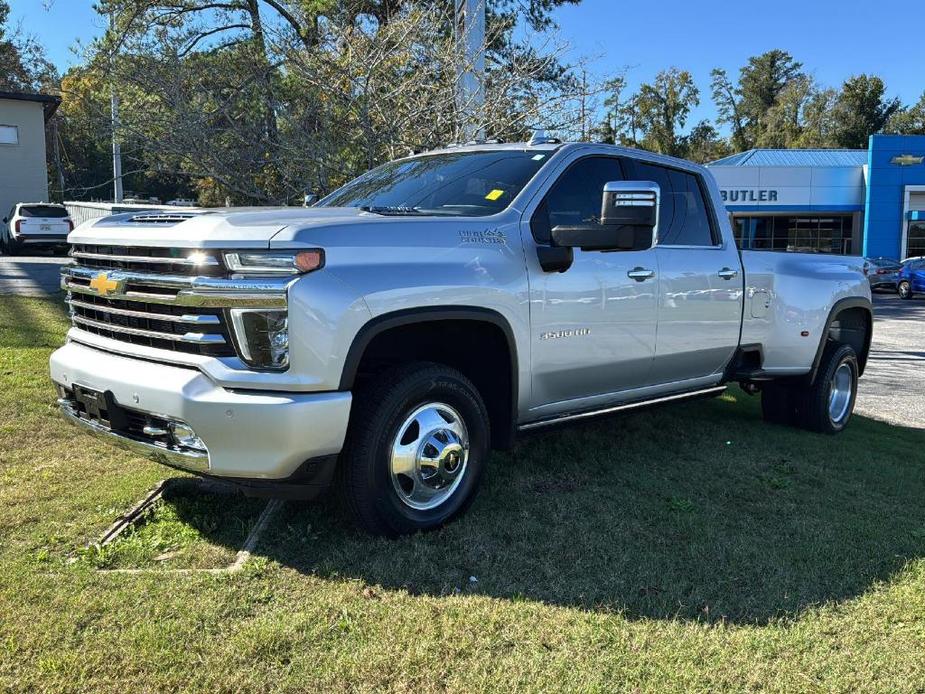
518, 386, 727, 431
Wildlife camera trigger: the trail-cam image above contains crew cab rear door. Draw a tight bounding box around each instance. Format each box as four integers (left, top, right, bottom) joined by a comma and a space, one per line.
624, 159, 743, 382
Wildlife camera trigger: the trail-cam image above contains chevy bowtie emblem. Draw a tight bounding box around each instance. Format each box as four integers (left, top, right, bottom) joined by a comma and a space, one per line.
89, 271, 123, 297
891, 154, 924, 166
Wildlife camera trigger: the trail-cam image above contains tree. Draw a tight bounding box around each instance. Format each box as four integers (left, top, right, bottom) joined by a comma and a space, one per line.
887, 92, 925, 135
828, 74, 901, 147
0, 0, 56, 91
631, 67, 699, 157
711, 50, 804, 151
795, 87, 838, 147
756, 75, 814, 148
84, 0, 594, 204
684, 120, 730, 163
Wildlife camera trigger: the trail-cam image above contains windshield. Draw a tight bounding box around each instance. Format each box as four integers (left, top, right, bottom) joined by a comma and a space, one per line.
319, 150, 550, 216
20, 205, 68, 218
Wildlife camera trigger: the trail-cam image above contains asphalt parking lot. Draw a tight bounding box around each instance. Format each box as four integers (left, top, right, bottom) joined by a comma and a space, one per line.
0, 253, 69, 296
857, 292, 925, 429
0, 254, 921, 429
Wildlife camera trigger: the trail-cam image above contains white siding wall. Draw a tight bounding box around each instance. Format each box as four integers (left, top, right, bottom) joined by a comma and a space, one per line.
0, 99, 48, 223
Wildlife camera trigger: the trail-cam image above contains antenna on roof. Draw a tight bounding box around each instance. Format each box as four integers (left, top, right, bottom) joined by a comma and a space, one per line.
529, 129, 561, 146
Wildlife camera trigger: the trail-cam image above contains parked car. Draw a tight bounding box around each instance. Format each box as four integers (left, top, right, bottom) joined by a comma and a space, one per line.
897, 257, 925, 299
1, 203, 73, 255
864, 256, 902, 290
49, 139, 873, 536
166, 198, 198, 207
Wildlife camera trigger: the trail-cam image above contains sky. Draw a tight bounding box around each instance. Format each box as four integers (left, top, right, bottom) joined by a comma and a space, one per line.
6, 0, 925, 130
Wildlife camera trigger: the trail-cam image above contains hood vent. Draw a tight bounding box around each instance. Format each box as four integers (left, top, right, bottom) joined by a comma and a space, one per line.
127, 212, 201, 224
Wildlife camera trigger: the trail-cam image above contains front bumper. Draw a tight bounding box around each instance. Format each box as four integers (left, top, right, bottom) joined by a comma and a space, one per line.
49, 341, 352, 481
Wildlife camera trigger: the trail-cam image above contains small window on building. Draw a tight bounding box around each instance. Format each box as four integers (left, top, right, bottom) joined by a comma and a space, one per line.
908, 223, 925, 259
0, 125, 19, 145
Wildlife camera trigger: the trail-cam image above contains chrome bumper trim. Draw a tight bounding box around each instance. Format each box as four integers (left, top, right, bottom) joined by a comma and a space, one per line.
58, 399, 209, 472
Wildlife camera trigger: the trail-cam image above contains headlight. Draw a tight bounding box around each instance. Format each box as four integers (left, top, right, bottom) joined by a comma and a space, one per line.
223, 250, 324, 275
229, 309, 289, 369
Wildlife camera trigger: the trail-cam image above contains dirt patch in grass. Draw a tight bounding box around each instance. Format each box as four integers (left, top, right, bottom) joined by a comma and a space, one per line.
80, 480, 269, 571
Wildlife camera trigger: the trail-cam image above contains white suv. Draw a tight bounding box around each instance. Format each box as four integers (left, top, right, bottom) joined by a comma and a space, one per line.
1, 203, 74, 255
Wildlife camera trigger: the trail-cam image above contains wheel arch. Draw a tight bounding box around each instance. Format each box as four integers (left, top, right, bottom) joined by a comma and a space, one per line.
809, 297, 873, 383
339, 306, 519, 450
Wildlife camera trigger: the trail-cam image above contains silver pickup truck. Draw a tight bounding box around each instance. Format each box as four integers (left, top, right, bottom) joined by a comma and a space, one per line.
49, 140, 873, 535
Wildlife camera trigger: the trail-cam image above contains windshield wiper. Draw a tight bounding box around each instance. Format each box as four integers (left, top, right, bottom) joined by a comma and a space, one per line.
359, 205, 427, 216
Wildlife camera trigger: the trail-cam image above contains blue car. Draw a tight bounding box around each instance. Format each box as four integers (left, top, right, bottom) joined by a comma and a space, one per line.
898, 257, 925, 299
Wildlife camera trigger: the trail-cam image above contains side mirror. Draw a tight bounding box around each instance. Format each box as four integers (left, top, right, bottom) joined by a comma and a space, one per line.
551, 180, 659, 252
303, 193, 318, 207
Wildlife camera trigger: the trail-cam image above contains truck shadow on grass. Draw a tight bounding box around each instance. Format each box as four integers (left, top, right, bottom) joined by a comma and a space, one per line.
187, 390, 925, 625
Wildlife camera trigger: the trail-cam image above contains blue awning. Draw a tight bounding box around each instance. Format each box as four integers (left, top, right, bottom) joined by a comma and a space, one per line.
909, 211, 925, 221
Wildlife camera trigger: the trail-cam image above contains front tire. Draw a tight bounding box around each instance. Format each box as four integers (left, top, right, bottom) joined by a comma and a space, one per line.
339, 362, 490, 536
898, 280, 913, 300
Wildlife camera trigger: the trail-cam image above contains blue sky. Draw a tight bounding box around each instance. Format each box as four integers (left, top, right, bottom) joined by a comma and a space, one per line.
7, 0, 925, 130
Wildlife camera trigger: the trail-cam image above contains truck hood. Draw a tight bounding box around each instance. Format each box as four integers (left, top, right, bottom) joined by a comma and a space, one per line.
69, 207, 369, 248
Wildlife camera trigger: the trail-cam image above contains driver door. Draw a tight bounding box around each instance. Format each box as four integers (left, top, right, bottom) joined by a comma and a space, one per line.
525, 155, 659, 415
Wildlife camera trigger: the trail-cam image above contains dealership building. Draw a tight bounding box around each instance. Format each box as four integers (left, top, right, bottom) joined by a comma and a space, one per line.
707, 134, 925, 260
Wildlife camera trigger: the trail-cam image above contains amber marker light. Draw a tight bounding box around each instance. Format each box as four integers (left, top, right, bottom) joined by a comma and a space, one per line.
295, 249, 324, 273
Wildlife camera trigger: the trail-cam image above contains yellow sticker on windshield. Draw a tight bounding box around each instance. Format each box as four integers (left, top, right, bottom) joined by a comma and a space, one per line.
485, 189, 505, 201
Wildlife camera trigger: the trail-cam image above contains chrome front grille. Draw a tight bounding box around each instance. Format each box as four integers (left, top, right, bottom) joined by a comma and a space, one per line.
62, 245, 290, 360
71, 244, 225, 277
67, 290, 234, 357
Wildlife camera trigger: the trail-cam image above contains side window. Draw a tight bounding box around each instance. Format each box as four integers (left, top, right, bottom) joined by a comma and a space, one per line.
531, 156, 624, 244
624, 160, 717, 246
623, 160, 674, 244
662, 170, 717, 246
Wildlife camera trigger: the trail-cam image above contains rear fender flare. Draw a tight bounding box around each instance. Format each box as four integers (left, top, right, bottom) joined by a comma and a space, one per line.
808, 297, 873, 382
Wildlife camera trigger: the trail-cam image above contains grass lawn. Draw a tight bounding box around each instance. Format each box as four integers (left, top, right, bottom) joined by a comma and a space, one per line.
1, 295, 924, 691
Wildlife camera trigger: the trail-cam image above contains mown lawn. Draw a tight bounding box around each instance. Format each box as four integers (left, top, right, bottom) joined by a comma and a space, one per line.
1, 295, 924, 692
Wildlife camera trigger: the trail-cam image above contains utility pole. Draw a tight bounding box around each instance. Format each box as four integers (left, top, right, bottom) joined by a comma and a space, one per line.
111, 90, 124, 203
109, 13, 124, 203
455, 0, 485, 141
52, 116, 65, 200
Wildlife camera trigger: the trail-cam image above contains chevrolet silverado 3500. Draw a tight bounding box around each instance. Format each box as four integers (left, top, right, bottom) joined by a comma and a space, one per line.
50, 141, 873, 535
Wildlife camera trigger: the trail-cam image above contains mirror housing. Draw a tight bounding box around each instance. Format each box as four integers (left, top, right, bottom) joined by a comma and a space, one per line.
550, 181, 659, 252
601, 180, 659, 227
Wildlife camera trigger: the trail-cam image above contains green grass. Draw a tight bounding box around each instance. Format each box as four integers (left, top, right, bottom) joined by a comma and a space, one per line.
2, 295, 925, 691
82, 481, 268, 571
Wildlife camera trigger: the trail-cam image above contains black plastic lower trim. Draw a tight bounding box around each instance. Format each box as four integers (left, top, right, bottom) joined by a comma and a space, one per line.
161, 454, 340, 501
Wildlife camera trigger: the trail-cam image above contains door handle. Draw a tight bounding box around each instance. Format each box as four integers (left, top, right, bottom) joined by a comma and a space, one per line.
718, 267, 739, 280
627, 267, 655, 281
